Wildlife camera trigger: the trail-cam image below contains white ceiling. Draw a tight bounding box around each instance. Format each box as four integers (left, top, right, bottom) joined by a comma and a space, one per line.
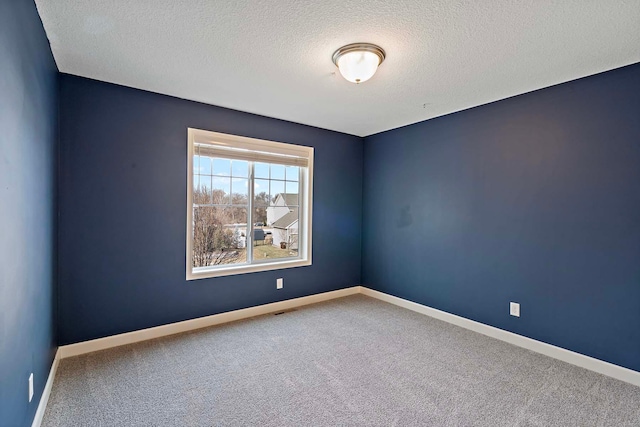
36, 0, 640, 137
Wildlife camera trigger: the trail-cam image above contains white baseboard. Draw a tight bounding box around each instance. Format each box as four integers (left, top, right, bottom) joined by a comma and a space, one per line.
55, 285, 640, 387
37, 285, 638, 424
31, 349, 59, 427
58, 286, 360, 359
359, 287, 640, 387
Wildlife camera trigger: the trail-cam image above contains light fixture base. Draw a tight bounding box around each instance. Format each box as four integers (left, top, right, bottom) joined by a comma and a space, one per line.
332, 43, 386, 67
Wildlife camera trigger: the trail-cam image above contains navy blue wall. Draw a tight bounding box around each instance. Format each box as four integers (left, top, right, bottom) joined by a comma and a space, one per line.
363, 63, 640, 372
58, 75, 363, 345
0, 1, 58, 426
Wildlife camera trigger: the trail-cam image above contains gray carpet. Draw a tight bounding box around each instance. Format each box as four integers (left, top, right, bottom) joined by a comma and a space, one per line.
42, 295, 640, 426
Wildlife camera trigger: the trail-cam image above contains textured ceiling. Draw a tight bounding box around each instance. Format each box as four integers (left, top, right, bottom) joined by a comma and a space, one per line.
36, 0, 640, 137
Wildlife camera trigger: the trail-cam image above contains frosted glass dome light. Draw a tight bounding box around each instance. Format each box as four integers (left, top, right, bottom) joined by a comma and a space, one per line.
332, 43, 386, 84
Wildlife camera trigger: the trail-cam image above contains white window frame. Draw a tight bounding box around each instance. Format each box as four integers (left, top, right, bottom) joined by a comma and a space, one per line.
186, 128, 313, 280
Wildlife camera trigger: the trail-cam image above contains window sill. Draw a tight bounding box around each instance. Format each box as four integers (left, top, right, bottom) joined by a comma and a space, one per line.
187, 258, 311, 280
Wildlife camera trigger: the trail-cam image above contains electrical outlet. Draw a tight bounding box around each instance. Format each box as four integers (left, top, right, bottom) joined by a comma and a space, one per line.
276, 278, 283, 289
28, 373, 34, 402
510, 302, 520, 317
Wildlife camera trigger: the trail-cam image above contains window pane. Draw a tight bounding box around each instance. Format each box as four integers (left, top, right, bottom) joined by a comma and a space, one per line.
193, 176, 211, 205
231, 178, 248, 205
192, 207, 247, 267
255, 162, 269, 179
254, 207, 298, 262
285, 181, 299, 197
199, 156, 212, 175
270, 163, 285, 180
212, 158, 230, 176
253, 207, 267, 228
212, 176, 230, 204
199, 175, 211, 191
231, 160, 248, 177
270, 180, 284, 202
285, 166, 299, 182
226, 205, 248, 225
193, 155, 200, 174
254, 191, 270, 210
254, 179, 270, 205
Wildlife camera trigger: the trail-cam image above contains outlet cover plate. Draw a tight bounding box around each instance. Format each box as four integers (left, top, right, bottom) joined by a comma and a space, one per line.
28, 373, 34, 402
510, 302, 520, 317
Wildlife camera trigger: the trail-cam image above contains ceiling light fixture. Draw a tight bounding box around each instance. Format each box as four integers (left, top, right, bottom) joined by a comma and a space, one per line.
332, 43, 386, 84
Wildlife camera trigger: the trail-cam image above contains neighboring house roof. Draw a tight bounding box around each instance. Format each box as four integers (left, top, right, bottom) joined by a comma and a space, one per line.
272, 209, 298, 229
282, 193, 298, 206
271, 193, 298, 207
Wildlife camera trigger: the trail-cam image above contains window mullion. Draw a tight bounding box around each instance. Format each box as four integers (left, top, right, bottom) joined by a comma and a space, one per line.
246, 162, 255, 264
298, 165, 304, 259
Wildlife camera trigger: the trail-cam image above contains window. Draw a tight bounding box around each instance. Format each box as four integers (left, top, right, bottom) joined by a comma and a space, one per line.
187, 128, 313, 279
